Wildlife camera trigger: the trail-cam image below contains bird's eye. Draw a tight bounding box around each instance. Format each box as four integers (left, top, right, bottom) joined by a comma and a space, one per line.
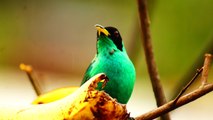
114, 31, 119, 38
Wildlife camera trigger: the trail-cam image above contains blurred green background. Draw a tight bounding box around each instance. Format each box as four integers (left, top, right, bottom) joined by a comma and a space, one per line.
0, 0, 212, 120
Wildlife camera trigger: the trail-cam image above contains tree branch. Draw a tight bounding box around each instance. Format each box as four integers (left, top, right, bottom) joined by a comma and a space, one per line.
20, 63, 42, 96
137, 0, 171, 119
173, 67, 203, 104
135, 53, 213, 120
135, 83, 213, 120
201, 54, 212, 85
171, 38, 213, 100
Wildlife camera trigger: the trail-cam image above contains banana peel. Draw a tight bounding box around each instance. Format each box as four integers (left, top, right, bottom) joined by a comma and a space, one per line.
32, 87, 79, 104
0, 73, 128, 120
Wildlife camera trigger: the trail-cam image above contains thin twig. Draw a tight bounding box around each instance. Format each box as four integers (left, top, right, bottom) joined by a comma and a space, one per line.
174, 54, 212, 104
137, 0, 171, 119
173, 67, 203, 105
135, 83, 213, 120
20, 63, 42, 96
171, 38, 213, 100
135, 53, 213, 120
201, 54, 212, 86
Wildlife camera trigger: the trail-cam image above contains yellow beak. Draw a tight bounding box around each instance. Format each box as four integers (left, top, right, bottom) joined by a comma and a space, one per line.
95, 24, 110, 36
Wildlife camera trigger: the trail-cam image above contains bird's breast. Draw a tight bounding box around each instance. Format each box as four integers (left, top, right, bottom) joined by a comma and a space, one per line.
96, 51, 135, 103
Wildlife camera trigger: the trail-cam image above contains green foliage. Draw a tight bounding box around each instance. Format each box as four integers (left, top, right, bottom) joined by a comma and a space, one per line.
150, 0, 213, 80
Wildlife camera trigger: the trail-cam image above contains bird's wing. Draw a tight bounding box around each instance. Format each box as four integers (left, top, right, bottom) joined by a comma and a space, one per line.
80, 56, 97, 85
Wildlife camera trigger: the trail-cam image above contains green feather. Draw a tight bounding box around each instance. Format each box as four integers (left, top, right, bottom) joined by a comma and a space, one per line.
81, 26, 136, 104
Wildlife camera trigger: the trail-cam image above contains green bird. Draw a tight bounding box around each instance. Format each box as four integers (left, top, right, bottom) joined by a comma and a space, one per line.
81, 24, 136, 104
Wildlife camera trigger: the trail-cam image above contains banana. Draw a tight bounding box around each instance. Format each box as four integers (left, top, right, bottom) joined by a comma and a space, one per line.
32, 87, 79, 104
0, 73, 128, 120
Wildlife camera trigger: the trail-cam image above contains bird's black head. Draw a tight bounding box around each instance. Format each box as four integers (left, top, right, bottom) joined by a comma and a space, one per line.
105, 26, 123, 51
96, 24, 123, 51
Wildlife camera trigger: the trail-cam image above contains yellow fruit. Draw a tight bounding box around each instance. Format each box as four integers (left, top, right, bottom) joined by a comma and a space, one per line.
32, 87, 79, 104
0, 73, 128, 120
